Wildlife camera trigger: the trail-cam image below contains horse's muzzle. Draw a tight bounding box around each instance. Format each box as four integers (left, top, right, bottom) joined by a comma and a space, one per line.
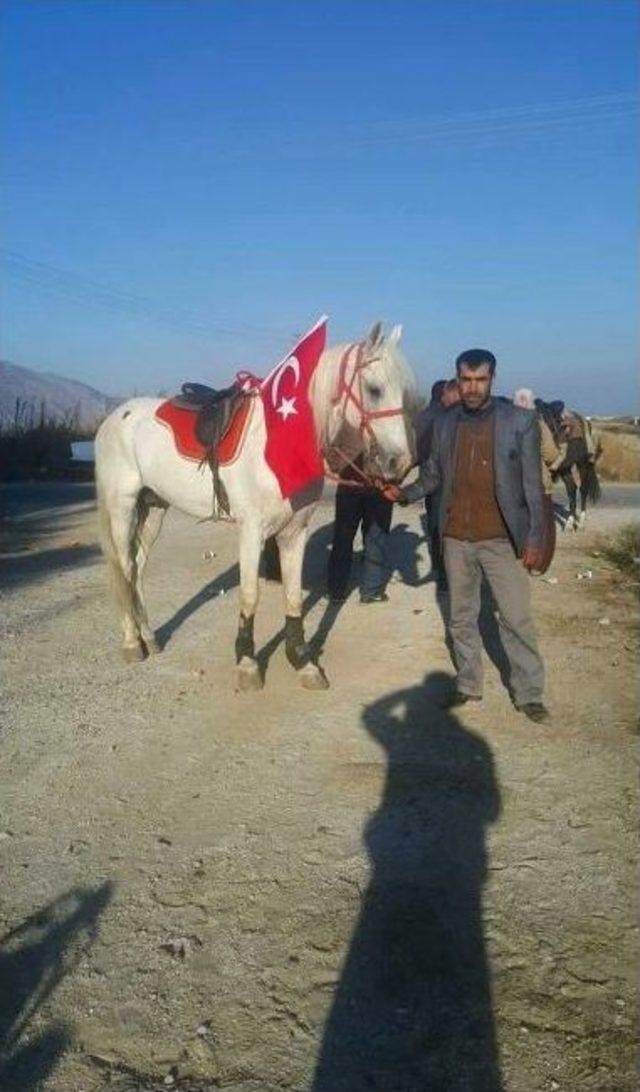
365, 450, 410, 484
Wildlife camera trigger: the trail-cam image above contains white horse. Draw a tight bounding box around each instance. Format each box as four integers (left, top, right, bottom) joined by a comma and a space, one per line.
95, 321, 417, 690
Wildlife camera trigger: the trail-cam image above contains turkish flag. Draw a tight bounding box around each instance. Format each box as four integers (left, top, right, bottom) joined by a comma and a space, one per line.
261, 316, 327, 500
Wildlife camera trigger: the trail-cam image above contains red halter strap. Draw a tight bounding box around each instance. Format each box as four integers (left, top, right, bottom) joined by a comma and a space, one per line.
332, 342, 405, 437
324, 341, 406, 488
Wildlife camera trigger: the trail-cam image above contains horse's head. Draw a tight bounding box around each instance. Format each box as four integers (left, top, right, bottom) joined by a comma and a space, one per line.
540, 399, 568, 445
317, 321, 418, 483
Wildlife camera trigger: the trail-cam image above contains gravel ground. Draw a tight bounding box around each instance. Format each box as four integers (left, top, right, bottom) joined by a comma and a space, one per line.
0, 482, 638, 1092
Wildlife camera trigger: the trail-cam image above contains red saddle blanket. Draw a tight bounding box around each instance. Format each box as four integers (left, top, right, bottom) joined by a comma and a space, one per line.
155, 396, 254, 465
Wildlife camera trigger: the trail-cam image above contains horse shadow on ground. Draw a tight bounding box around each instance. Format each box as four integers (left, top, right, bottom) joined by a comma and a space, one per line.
155, 560, 241, 650
312, 671, 503, 1092
158, 516, 432, 676
157, 520, 342, 667
256, 520, 339, 673
0, 881, 113, 1091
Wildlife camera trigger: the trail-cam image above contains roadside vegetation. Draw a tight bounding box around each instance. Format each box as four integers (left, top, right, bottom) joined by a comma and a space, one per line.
0, 399, 96, 481
601, 521, 640, 579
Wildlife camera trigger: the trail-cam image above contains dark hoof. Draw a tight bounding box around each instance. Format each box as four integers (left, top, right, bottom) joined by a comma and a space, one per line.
144, 634, 162, 655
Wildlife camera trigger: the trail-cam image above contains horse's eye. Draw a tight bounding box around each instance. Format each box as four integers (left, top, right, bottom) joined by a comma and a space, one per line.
367, 384, 382, 399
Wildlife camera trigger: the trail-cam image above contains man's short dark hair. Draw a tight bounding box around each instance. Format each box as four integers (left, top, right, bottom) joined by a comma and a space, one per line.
430, 379, 447, 401
455, 349, 497, 375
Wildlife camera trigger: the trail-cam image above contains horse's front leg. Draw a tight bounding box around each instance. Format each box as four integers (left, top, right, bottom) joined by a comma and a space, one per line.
235, 523, 263, 691
577, 469, 588, 529
278, 525, 329, 690
562, 470, 578, 531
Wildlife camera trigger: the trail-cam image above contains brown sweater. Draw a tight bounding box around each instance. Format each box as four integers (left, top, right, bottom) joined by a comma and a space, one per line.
444, 409, 508, 541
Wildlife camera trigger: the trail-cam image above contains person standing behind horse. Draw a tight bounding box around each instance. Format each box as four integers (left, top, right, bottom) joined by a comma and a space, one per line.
417, 378, 460, 590
385, 350, 549, 723
325, 411, 394, 606
513, 388, 565, 490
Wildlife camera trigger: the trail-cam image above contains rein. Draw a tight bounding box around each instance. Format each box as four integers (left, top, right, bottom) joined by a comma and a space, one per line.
323, 341, 406, 490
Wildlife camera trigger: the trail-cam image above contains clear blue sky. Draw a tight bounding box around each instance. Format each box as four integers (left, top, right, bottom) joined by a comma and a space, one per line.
2, 0, 637, 412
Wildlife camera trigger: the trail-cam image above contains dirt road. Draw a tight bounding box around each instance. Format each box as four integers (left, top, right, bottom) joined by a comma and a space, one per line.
1, 484, 637, 1091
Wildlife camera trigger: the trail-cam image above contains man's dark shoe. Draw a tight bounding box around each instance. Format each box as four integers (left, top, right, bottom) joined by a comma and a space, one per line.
360, 592, 389, 604
517, 702, 550, 723
445, 691, 482, 709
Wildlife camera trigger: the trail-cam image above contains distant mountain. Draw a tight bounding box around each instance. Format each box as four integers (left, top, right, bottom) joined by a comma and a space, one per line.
0, 361, 122, 432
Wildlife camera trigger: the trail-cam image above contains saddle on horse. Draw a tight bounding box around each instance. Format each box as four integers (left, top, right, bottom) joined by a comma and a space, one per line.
155, 383, 255, 517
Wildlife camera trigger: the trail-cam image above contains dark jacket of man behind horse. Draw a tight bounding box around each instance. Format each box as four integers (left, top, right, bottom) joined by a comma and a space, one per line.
416, 379, 461, 589
387, 349, 549, 723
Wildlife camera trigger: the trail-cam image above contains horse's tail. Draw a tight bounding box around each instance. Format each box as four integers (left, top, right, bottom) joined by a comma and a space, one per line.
583, 460, 601, 505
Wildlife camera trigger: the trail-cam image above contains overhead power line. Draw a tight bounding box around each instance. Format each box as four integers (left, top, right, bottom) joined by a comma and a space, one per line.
0, 249, 297, 345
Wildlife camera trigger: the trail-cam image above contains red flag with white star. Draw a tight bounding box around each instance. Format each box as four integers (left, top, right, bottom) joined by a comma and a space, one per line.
260, 316, 327, 500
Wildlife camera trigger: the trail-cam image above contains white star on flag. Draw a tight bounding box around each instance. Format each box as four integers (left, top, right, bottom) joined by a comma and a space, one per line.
276, 396, 298, 420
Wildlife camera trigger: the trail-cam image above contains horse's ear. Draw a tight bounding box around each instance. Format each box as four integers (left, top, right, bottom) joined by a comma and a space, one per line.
366, 321, 384, 349
388, 323, 403, 345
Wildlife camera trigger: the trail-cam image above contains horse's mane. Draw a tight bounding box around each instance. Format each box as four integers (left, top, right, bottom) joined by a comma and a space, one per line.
310, 336, 418, 448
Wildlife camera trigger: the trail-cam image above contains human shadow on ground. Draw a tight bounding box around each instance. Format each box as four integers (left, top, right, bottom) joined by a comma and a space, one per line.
434, 582, 513, 696
0, 881, 113, 1091
312, 672, 503, 1092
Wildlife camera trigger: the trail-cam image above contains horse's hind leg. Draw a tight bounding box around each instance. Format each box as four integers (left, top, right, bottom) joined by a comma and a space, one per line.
132, 492, 166, 653
278, 522, 329, 690
99, 491, 147, 661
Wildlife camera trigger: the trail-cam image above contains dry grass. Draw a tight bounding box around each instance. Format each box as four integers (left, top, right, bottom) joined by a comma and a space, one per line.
592, 421, 640, 482
601, 522, 640, 578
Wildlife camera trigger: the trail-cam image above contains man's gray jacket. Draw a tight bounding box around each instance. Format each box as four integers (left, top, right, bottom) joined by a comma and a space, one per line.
404, 398, 545, 553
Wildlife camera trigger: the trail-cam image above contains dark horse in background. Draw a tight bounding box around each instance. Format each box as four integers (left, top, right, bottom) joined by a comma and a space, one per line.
537, 399, 601, 530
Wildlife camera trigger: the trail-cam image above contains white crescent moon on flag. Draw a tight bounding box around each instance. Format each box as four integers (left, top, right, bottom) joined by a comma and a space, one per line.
271, 354, 300, 408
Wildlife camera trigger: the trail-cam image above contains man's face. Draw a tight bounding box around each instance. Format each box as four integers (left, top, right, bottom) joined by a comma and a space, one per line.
456, 363, 493, 411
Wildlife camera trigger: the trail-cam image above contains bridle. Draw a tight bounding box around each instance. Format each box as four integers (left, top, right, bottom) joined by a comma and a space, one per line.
323, 341, 407, 489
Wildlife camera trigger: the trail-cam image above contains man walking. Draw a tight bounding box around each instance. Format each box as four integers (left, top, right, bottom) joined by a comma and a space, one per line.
386, 349, 549, 723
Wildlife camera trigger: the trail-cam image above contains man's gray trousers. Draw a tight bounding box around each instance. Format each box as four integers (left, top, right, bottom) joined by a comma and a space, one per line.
443, 536, 545, 706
